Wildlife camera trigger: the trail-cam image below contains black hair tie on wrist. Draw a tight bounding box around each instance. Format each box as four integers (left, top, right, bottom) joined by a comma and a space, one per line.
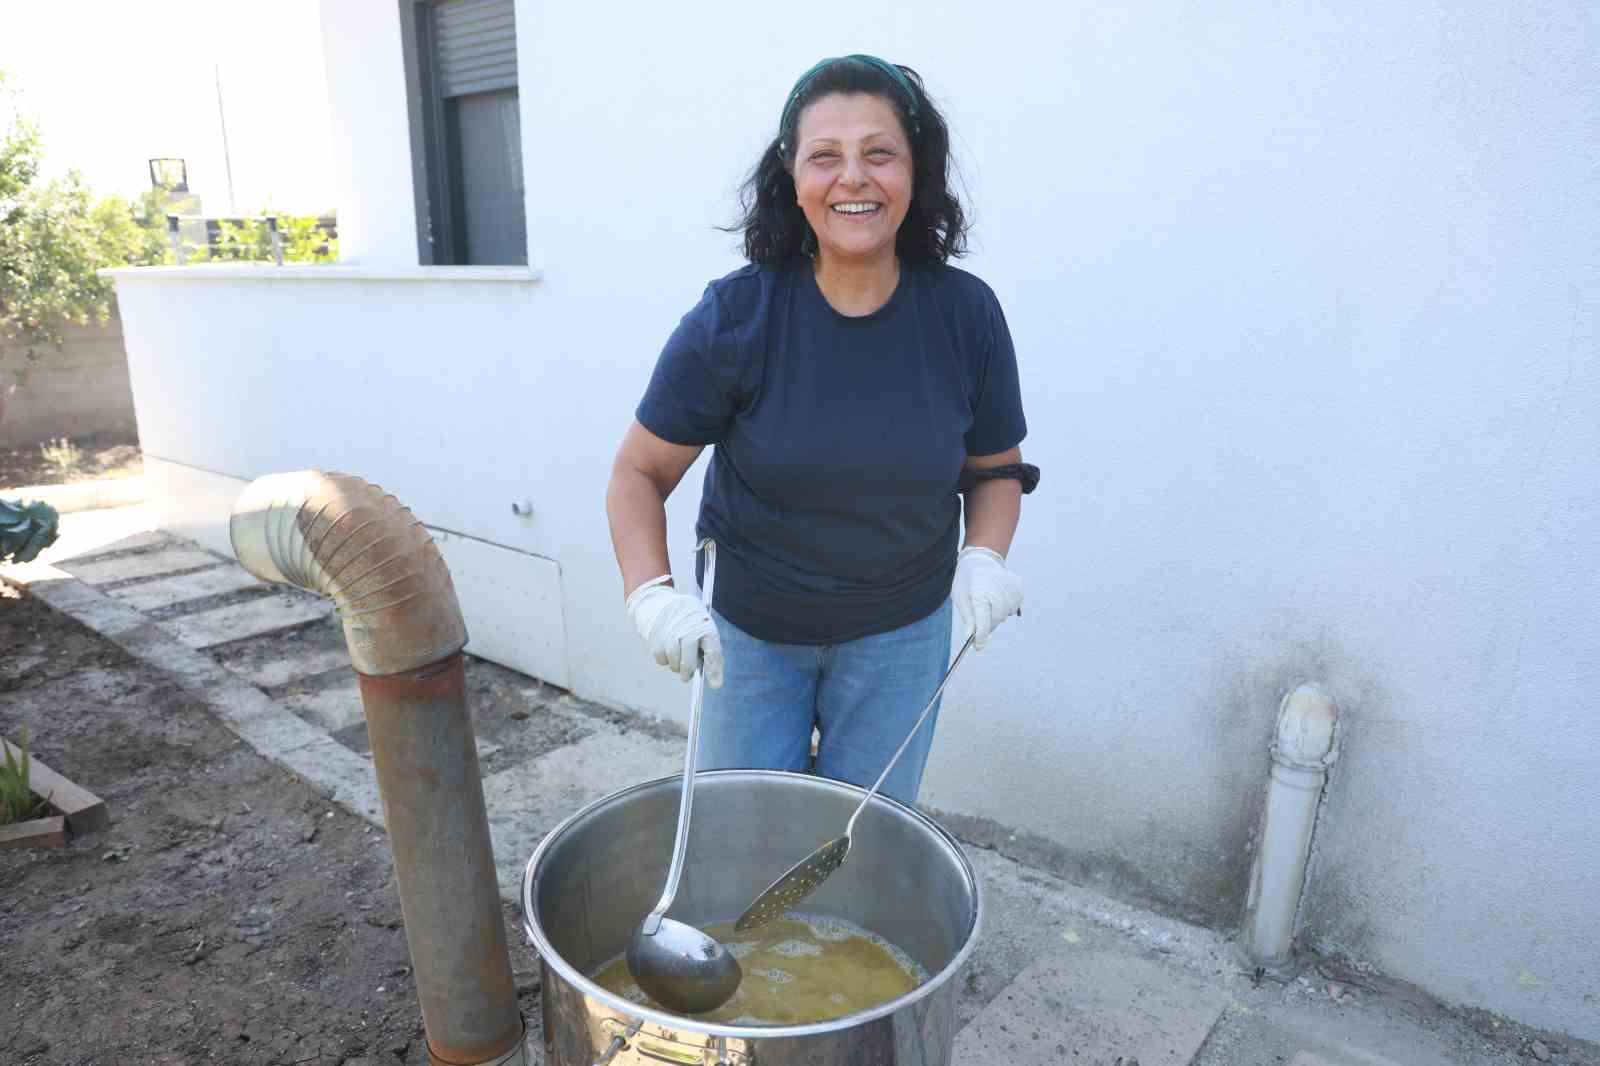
959, 463, 1040, 495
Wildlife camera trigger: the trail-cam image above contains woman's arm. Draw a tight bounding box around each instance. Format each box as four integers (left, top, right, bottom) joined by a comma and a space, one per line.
605, 419, 704, 597
961, 446, 1024, 556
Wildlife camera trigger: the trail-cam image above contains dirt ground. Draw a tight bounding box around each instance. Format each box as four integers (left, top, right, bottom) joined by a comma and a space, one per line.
0, 587, 543, 1065
0, 432, 143, 492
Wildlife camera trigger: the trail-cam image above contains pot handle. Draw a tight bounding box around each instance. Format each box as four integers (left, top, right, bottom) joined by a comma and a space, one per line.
594, 1020, 641, 1066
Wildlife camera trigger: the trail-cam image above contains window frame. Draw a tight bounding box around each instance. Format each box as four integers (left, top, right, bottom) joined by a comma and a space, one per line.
398, 0, 525, 266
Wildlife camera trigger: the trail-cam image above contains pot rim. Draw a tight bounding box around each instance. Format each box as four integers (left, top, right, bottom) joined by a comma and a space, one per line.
520, 768, 983, 1040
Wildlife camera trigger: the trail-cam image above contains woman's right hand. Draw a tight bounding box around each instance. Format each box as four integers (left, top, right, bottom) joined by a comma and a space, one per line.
625, 578, 725, 688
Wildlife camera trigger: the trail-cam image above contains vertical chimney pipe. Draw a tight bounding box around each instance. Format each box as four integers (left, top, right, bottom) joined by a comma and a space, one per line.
231, 471, 525, 1066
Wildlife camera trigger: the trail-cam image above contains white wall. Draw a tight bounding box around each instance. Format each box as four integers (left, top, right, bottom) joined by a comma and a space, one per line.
111, 0, 1598, 1039
318, 0, 417, 265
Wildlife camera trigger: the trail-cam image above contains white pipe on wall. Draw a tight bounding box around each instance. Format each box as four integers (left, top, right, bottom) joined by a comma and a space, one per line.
1241, 683, 1339, 974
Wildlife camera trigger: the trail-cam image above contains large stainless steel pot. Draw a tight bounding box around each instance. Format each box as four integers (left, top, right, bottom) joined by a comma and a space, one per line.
521, 770, 981, 1066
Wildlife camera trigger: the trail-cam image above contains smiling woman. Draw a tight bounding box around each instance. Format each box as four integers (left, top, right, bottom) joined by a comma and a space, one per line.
604, 55, 1038, 808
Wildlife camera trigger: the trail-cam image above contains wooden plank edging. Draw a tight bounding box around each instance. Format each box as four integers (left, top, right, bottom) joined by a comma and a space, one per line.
1, 738, 111, 833
0, 815, 66, 849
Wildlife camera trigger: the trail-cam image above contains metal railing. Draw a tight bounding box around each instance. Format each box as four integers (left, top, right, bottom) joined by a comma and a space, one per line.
166, 213, 284, 266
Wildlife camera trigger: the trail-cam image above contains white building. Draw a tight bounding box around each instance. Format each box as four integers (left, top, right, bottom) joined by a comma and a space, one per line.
108, 0, 1597, 1040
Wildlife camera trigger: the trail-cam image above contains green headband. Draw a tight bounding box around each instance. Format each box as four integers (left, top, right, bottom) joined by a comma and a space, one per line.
777, 54, 921, 152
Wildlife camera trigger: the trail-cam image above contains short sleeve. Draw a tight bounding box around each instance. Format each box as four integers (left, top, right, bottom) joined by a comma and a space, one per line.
964, 289, 1028, 456
636, 285, 738, 446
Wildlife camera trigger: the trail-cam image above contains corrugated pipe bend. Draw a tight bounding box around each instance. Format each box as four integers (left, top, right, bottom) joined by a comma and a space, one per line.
230, 470, 467, 676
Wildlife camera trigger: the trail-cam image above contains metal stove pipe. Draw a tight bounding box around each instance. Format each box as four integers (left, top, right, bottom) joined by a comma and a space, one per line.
231, 471, 525, 1066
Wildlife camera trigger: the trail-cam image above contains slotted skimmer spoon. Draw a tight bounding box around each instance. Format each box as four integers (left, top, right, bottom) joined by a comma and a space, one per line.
625, 540, 743, 1015
733, 630, 977, 932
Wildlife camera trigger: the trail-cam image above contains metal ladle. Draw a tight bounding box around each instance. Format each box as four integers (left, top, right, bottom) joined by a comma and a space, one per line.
625, 540, 742, 1015
733, 631, 977, 931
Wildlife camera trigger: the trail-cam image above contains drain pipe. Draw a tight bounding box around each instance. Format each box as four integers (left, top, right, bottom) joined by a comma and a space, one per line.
231, 471, 525, 1066
1240, 683, 1339, 976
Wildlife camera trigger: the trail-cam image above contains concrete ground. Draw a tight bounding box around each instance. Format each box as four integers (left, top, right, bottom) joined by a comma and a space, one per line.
4, 503, 1592, 1066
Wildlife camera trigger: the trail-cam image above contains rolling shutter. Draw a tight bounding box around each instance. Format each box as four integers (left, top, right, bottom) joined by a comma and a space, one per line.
434, 0, 517, 98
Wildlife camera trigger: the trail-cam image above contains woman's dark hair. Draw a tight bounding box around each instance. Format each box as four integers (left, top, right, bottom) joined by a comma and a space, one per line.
726, 56, 969, 266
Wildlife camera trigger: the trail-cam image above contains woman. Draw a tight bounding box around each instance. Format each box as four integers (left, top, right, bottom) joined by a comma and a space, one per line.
605, 55, 1036, 805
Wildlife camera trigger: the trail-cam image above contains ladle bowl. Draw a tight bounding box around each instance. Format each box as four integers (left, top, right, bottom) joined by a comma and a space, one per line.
624, 916, 742, 1016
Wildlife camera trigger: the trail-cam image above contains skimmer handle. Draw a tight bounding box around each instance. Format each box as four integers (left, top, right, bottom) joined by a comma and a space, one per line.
843, 631, 976, 839
641, 540, 717, 935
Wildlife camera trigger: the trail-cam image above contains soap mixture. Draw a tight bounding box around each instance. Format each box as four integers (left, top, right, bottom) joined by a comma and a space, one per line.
592, 914, 927, 1025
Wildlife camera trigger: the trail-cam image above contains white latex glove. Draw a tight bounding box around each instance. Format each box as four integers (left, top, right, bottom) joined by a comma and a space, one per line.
952, 546, 1023, 650
625, 577, 724, 688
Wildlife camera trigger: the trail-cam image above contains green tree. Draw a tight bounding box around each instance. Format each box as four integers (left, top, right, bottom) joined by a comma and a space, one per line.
212, 210, 337, 263
2, 69, 337, 353
0, 73, 40, 210
0, 72, 166, 351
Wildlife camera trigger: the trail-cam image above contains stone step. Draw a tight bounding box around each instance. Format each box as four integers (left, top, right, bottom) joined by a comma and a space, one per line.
952, 945, 1229, 1066
108, 564, 266, 611
480, 728, 681, 902
162, 593, 331, 649
220, 642, 355, 690
64, 544, 221, 585
284, 677, 367, 732
282, 677, 502, 760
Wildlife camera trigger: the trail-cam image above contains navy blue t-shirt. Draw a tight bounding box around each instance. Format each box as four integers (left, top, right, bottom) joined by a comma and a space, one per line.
636, 258, 1026, 645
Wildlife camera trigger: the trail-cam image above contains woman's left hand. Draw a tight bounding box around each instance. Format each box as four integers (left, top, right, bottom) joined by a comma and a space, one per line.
952, 546, 1023, 649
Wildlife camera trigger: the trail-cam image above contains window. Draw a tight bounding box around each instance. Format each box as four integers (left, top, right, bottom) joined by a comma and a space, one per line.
400, 0, 529, 266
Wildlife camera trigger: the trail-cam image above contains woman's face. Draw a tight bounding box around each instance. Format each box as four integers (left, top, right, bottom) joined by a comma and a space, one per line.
790, 92, 914, 268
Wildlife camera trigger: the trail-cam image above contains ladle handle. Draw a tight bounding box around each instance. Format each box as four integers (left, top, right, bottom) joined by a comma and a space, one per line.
641, 539, 717, 935
844, 631, 976, 839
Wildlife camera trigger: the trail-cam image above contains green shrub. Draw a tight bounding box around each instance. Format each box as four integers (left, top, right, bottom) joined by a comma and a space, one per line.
1, 73, 167, 350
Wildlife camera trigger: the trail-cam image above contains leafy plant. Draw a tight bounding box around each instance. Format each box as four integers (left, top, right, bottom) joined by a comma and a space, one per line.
39, 436, 84, 479
0, 71, 40, 208
210, 211, 338, 263
0, 71, 167, 352
0, 498, 59, 562
278, 212, 339, 262
2, 67, 337, 354
1, 727, 50, 826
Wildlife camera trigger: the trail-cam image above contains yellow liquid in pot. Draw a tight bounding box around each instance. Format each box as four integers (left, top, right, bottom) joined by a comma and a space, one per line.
591, 915, 927, 1025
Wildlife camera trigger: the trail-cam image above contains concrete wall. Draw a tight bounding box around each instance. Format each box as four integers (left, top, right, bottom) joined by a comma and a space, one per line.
318, 0, 416, 267
0, 317, 138, 449
109, 0, 1599, 1039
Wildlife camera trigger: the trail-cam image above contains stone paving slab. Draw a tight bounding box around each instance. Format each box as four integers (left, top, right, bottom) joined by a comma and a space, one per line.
1195, 995, 1476, 1066
1291, 1052, 1408, 1066
285, 677, 367, 732
63, 529, 172, 560
951, 945, 1228, 1066
163, 593, 332, 649
480, 728, 681, 898
108, 564, 266, 611
63, 544, 222, 585
275, 735, 388, 826
223, 643, 355, 689
231, 704, 339, 758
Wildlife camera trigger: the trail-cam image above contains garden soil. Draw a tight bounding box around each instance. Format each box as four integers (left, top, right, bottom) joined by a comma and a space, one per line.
0, 587, 543, 1065
0, 432, 143, 492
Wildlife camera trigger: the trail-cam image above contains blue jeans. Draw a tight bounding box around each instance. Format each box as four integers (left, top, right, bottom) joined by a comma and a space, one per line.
697, 599, 954, 806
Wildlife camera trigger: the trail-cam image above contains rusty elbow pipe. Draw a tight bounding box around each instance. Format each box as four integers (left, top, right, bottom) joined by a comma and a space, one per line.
231, 471, 525, 1066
